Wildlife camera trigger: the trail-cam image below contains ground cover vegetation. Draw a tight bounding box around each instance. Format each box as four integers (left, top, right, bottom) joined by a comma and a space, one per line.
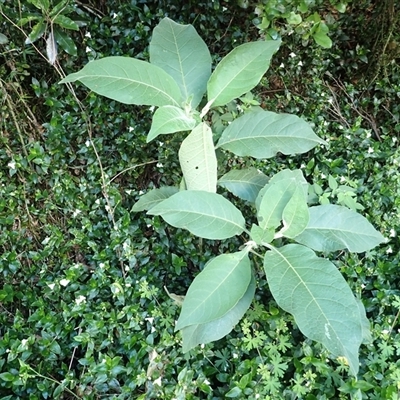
0, 0, 399, 399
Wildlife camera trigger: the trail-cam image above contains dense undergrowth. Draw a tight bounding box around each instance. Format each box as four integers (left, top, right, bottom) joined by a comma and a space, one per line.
0, 0, 399, 399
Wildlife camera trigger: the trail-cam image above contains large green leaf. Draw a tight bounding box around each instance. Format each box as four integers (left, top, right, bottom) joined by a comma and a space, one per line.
131, 187, 179, 212
294, 205, 385, 252
150, 17, 211, 108
147, 106, 196, 142
178, 123, 217, 192
60, 57, 182, 107
207, 40, 281, 107
218, 168, 269, 202
216, 109, 326, 158
257, 169, 308, 231
148, 190, 245, 239
264, 244, 364, 376
181, 275, 255, 352
176, 249, 251, 330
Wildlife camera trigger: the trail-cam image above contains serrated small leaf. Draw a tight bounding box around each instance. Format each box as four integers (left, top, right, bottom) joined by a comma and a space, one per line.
176, 249, 251, 330
150, 17, 211, 108
264, 244, 364, 375
207, 40, 281, 107
131, 187, 178, 212
217, 109, 326, 158
218, 168, 269, 202
60, 57, 182, 107
294, 204, 385, 252
148, 190, 245, 240
178, 123, 217, 192
147, 105, 196, 142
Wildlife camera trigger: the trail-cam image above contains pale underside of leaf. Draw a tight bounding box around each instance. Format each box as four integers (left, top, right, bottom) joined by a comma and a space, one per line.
217, 109, 326, 158
176, 249, 251, 330
60, 57, 182, 107
264, 244, 363, 375
181, 275, 256, 352
131, 186, 179, 212
178, 123, 217, 192
147, 190, 245, 240
294, 204, 385, 252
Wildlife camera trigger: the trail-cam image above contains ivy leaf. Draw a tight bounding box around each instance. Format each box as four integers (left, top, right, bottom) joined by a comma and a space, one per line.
150, 17, 211, 108
148, 190, 245, 239
147, 106, 196, 142
217, 109, 326, 158
207, 40, 281, 107
176, 249, 252, 330
218, 168, 269, 202
294, 205, 385, 252
264, 244, 365, 376
181, 274, 255, 352
131, 187, 179, 212
60, 57, 182, 107
178, 123, 217, 192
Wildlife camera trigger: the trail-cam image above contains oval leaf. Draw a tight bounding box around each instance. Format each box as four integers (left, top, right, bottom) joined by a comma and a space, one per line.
217, 109, 326, 158
150, 17, 211, 108
131, 187, 179, 212
181, 275, 255, 352
264, 244, 364, 376
147, 190, 245, 240
25, 20, 46, 44
53, 14, 79, 31
207, 40, 281, 107
218, 167, 269, 203
147, 105, 196, 143
60, 57, 182, 107
294, 204, 385, 252
53, 27, 77, 56
178, 123, 217, 192
176, 249, 252, 330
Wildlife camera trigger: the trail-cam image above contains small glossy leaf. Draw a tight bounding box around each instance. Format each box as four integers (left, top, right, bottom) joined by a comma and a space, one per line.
178, 123, 217, 192
257, 169, 308, 231
218, 168, 269, 202
313, 22, 332, 48
176, 249, 251, 330
264, 244, 364, 375
294, 205, 385, 252
60, 57, 182, 107
280, 185, 309, 238
148, 190, 245, 239
53, 14, 79, 31
207, 40, 281, 107
180, 275, 255, 353
147, 105, 196, 142
53, 27, 77, 56
150, 17, 211, 108
28, 0, 50, 11
217, 109, 326, 158
49, 0, 70, 16
25, 20, 46, 44
131, 187, 179, 212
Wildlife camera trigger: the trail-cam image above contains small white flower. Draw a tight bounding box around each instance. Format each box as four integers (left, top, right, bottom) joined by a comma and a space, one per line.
154, 376, 162, 386
233, 353, 238, 359
8, 161, 16, 169
99, 263, 105, 269
300, 163, 305, 169
321, 173, 326, 179
112, 12, 118, 19
279, 63, 284, 68
340, 176, 346, 183
390, 228, 396, 237
72, 209, 81, 217
75, 295, 86, 305
85, 46, 92, 53
289, 52, 296, 58
95, 199, 101, 205
47, 283, 55, 290
297, 60, 303, 66
85, 31, 91, 38
145, 317, 154, 324
201, 343, 205, 349
386, 247, 393, 254
60, 279, 70, 287
366, 131, 372, 138
156, 162, 163, 168
128, 126, 135, 132
139, 190, 144, 195
149, 106, 155, 112
382, 329, 390, 335
159, 141, 164, 147
85, 140, 90, 147
368, 147, 374, 154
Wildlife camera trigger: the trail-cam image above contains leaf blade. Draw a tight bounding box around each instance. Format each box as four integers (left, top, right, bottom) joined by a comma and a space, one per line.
148, 190, 245, 240
131, 187, 179, 212
60, 57, 182, 107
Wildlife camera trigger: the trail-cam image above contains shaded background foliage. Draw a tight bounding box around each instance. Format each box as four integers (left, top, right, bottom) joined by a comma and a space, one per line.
0, 0, 399, 398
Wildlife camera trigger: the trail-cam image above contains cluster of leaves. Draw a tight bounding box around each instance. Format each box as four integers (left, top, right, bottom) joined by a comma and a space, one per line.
0, 0, 400, 399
